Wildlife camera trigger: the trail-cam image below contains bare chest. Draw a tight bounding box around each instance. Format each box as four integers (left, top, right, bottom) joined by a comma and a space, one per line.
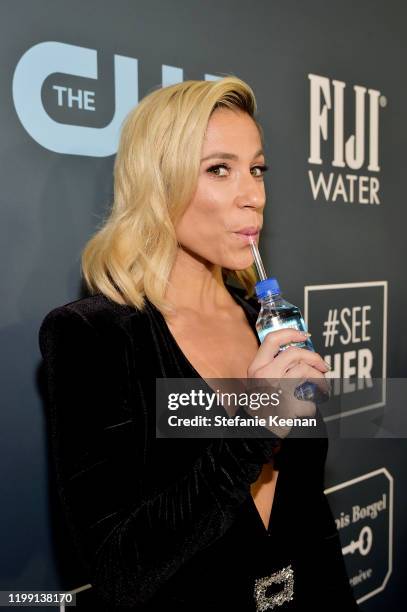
165, 313, 259, 379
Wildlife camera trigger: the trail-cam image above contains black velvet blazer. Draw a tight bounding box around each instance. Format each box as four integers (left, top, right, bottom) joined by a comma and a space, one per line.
38, 284, 359, 611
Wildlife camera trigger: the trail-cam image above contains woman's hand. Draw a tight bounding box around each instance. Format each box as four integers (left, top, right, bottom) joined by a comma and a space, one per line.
245, 328, 330, 437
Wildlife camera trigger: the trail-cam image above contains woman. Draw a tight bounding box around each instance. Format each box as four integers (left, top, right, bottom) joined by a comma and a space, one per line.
39, 77, 359, 610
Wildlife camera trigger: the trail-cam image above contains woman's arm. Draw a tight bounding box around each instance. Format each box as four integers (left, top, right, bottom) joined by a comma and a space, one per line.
39, 306, 279, 608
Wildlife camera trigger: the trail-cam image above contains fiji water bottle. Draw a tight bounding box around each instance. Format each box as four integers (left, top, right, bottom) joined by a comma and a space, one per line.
254, 277, 328, 403
255, 277, 313, 348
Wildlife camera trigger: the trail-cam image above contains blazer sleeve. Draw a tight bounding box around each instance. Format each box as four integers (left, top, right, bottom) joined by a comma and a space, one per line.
39, 306, 280, 608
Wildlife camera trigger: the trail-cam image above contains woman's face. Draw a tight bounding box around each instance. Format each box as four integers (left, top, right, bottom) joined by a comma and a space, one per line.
175, 107, 267, 271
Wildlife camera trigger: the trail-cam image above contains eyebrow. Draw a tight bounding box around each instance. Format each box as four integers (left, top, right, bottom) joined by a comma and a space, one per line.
200, 148, 264, 163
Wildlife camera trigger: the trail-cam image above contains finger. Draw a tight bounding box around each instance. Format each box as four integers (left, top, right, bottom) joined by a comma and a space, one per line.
249, 328, 311, 373
284, 362, 325, 379
275, 346, 329, 374
284, 363, 330, 396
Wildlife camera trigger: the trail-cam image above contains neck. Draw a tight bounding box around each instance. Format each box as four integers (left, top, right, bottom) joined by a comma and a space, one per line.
164, 246, 235, 316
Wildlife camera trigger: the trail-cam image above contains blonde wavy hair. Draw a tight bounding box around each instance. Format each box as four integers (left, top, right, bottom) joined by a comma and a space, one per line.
81, 75, 262, 315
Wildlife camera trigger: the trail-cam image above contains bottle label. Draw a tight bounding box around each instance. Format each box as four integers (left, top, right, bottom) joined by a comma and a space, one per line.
258, 317, 302, 343
258, 317, 314, 352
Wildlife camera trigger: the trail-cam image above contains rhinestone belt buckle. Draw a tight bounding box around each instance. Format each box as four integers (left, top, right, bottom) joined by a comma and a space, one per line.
253, 564, 294, 611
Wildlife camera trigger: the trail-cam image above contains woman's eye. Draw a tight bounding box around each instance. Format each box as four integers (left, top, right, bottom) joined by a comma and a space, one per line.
207, 164, 229, 177
251, 164, 269, 177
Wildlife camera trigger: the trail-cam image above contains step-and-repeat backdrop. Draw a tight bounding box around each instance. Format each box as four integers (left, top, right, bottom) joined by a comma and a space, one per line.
1, 0, 406, 609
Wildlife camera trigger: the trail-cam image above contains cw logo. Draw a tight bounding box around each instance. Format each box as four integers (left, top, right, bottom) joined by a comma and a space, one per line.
12, 42, 220, 157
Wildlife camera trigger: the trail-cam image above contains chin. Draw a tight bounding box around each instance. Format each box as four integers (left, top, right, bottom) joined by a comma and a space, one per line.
224, 256, 253, 271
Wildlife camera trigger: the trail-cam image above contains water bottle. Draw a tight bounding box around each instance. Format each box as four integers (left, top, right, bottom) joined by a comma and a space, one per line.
254, 277, 329, 403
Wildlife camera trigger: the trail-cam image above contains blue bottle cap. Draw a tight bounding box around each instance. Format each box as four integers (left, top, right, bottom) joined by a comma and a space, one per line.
255, 277, 281, 299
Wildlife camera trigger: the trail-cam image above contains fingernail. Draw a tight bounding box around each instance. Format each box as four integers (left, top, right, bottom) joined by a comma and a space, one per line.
324, 360, 332, 370
300, 331, 312, 337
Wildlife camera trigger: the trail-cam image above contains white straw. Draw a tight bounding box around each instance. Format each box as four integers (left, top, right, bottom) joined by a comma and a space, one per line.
248, 235, 268, 281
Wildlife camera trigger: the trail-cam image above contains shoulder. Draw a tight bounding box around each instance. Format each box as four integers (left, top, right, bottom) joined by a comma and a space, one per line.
38, 293, 150, 354
40, 292, 135, 324
39, 292, 138, 328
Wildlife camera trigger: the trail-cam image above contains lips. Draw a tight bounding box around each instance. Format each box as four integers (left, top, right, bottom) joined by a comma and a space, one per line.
234, 226, 260, 235
232, 227, 260, 244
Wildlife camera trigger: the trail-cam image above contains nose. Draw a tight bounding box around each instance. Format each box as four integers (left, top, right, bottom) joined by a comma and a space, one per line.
235, 171, 265, 210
